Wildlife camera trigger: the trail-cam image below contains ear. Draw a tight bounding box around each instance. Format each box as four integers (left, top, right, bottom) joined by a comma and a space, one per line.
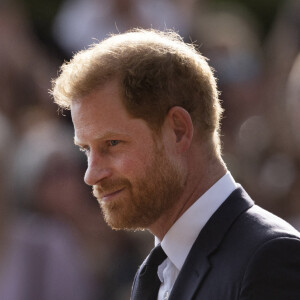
165, 106, 194, 153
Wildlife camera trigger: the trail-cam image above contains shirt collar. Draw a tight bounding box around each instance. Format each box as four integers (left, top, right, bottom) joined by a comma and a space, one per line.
155, 172, 237, 270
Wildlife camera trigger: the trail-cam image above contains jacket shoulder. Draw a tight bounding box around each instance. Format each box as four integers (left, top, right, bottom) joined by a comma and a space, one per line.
238, 204, 300, 242
239, 234, 300, 299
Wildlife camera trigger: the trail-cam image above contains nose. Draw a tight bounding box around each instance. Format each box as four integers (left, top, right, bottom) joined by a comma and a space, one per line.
84, 153, 111, 186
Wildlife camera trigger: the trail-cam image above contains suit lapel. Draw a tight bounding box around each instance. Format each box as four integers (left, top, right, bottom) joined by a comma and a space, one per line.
169, 187, 254, 300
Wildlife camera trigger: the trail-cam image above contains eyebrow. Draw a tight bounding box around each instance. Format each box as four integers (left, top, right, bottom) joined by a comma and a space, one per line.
74, 131, 131, 146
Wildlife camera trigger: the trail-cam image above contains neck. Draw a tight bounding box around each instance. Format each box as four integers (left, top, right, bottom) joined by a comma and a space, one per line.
148, 156, 227, 240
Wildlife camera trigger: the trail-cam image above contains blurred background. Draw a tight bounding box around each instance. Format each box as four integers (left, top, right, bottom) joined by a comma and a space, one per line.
0, 0, 299, 299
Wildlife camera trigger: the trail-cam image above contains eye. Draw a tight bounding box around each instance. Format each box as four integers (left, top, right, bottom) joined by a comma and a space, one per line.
108, 140, 120, 146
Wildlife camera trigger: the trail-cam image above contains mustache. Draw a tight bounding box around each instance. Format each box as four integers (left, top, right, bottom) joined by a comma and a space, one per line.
93, 178, 131, 198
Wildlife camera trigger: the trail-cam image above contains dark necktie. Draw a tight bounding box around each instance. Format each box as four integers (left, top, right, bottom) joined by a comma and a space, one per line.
132, 244, 167, 300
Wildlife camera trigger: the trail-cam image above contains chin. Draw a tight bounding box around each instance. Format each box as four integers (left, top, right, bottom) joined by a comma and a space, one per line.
101, 205, 158, 231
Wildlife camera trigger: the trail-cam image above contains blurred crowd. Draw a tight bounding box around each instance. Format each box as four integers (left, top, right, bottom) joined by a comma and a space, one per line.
0, 0, 299, 299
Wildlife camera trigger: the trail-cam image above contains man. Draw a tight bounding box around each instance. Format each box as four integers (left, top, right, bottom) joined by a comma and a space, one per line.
51, 29, 300, 300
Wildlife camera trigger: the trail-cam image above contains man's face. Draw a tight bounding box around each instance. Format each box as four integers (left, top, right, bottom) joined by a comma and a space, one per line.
71, 80, 185, 230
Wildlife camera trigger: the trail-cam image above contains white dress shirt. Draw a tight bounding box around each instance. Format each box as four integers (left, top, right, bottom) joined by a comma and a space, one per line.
155, 172, 238, 300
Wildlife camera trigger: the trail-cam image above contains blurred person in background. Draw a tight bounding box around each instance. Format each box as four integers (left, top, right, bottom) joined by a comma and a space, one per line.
0, 113, 15, 263
286, 53, 300, 157
191, 3, 264, 153
264, 0, 300, 107
51, 29, 300, 300
285, 53, 300, 230
0, 118, 100, 300
191, 1, 300, 223
233, 0, 300, 220
253, 0, 300, 217
0, 1, 57, 133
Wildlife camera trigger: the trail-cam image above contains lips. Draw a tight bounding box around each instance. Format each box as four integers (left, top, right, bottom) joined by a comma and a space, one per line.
100, 187, 125, 202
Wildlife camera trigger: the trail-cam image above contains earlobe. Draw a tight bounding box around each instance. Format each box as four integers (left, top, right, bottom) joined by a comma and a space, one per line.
167, 106, 194, 153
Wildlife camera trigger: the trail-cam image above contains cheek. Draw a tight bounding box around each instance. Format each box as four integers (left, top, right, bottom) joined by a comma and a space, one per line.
113, 150, 153, 178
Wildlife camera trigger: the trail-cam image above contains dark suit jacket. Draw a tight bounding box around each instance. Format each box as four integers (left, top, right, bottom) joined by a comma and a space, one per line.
167, 187, 300, 300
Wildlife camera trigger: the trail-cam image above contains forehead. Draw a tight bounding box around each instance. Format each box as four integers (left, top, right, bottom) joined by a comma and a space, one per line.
71, 80, 152, 144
